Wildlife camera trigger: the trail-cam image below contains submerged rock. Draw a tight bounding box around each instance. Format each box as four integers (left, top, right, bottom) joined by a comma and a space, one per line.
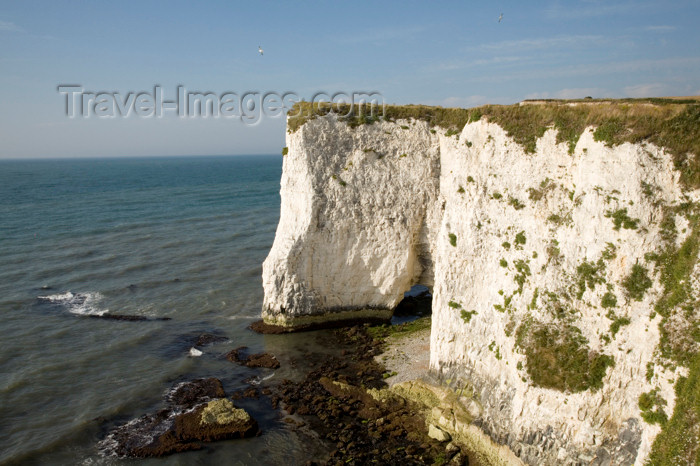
167, 378, 226, 407
164, 331, 227, 359
88, 314, 171, 322
194, 333, 229, 347
100, 378, 257, 458
226, 346, 280, 369
245, 353, 280, 369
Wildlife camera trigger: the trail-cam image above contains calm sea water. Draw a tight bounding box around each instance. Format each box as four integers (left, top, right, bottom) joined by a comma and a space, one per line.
0, 155, 327, 465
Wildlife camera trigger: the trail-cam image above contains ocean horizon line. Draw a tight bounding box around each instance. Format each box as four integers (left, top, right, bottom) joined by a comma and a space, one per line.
0, 153, 282, 162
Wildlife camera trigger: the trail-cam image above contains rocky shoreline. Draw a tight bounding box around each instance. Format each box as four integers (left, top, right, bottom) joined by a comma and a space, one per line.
101, 317, 500, 464
268, 323, 469, 465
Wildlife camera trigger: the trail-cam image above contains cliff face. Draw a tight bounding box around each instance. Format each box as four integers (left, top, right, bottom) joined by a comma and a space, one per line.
262, 116, 442, 327
262, 103, 700, 464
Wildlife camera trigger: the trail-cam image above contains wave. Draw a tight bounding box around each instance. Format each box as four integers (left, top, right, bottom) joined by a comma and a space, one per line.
37, 291, 108, 316
226, 314, 259, 320
245, 372, 275, 386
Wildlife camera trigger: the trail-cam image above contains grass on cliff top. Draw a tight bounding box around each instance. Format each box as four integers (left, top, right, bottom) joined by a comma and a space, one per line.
287, 99, 700, 188
286, 101, 482, 133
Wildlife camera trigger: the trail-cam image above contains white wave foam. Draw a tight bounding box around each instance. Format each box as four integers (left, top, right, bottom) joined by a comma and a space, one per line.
226, 314, 258, 320
98, 404, 200, 458
188, 347, 203, 357
38, 291, 75, 302
246, 371, 276, 386
37, 291, 108, 316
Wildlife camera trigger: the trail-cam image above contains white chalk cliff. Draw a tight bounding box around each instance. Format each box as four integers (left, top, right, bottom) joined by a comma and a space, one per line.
262, 106, 699, 464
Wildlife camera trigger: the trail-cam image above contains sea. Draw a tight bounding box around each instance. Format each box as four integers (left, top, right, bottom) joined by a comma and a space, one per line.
0, 155, 330, 465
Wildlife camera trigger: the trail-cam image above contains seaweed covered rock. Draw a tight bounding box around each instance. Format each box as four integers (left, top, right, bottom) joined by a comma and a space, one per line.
100, 378, 257, 458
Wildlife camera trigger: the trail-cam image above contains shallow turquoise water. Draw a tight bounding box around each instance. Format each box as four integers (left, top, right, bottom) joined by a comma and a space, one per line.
0, 155, 325, 464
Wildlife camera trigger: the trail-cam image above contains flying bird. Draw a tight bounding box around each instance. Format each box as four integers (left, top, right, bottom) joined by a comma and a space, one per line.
498, 13, 503, 22
258, 45, 264, 55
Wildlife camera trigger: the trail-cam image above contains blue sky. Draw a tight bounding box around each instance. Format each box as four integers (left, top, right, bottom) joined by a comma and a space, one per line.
0, 0, 699, 158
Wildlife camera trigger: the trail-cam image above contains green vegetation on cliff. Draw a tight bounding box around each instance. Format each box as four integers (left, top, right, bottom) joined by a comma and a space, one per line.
622, 264, 652, 301
367, 315, 431, 340
638, 388, 668, 426
648, 204, 700, 366
605, 208, 640, 231
575, 258, 606, 299
646, 203, 700, 461
647, 353, 700, 465
460, 309, 477, 323
448, 233, 457, 247
516, 321, 614, 393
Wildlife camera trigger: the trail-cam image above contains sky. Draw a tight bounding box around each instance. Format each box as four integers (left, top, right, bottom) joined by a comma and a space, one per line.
0, 0, 699, 159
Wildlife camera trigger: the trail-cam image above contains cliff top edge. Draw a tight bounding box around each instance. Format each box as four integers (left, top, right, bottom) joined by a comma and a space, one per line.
287, 98, 700, 188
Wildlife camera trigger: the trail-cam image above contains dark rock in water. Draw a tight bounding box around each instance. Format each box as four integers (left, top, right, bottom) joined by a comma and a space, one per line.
104, 400, 257, 458
167, 378, 226, 408
88, 314, 171, 322
161, 330, 226, 360
194, 333, 229, 347
246, 352, 281, 369
90, 314, 148, 321
230, 387, 259, 400
225, 347, 246, 363
127, 284, 137, 291
225, 346, 280, 369
100, 378, 258, 458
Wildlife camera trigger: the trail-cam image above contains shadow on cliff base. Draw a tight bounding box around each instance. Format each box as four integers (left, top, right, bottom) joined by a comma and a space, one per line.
251, 285, 432, 334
